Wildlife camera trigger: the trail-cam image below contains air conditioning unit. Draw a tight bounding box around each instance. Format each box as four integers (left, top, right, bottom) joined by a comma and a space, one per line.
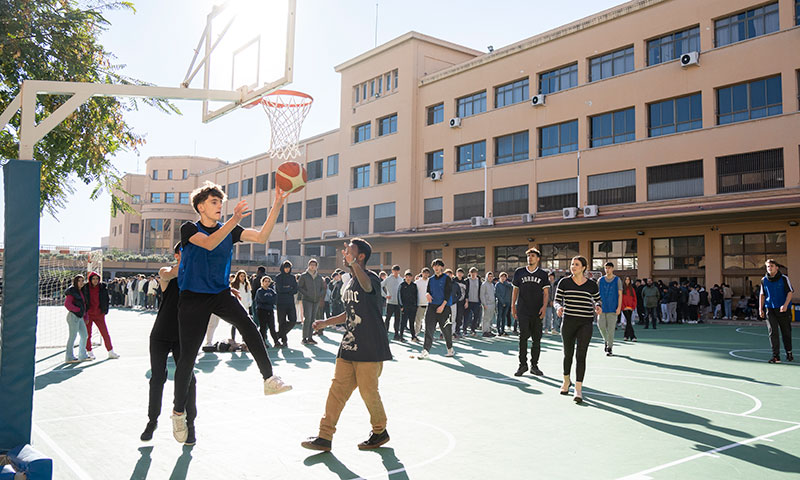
321, 229, 347, 239
680, 51, 699, 67
530, 94, 546, 106
336, 230, 346, 238
562, 207, 578, 219
449, 117, 462, 128
470, 216, 494, 226
521, 213, 534, 223
430, 170, 443, 181
583, 205, 599, 217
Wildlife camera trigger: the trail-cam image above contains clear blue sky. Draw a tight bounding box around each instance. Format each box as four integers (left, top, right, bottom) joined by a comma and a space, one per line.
0, 0, 623, 247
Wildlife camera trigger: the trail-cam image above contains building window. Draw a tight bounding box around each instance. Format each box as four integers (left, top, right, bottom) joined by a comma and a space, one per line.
717, 75, 782, 125
271, 171, 276, 189
589, 46, 634, 82
378, 114, 397, 136
393, 69, 398, 89
647, 26, 700, 66
455, 247, 486, 276
652, 236, 705, 270
144, 219, 172, 253
493, 185, 528, 216
588, 169, 636, 206
305, 242, 321, 258
590, 107, 635, 147
254, 208, 267, 225
150, 193, 161, 203
306, 198, 322, 219
152, 170, 158, 180
537, 178, 577, 212
426, 150, 443, 176
495, 245, 527, 275
354, 122, 371, 143
354, 85, 360, 103
425, 249, 442, 268
592, 240, 638, 271
495, 131, 529, 165
286, 239, 301, 256
456, 91, 487, 118
540, 242, 579, 271
227, 182, 238, 199
796, 0, 799, 25
539, 120, 578, 157
648, 93, 702, 137
326, 194, 338, 216
717, 148, 784, 194
495, 78, 529, 108
715, 3, 779, 47
241, 178, 253, 196
165, 192, 175, 204
287, 201, 302, 222
275, 205, 284, 223
269, 240, 282, 257
307, 159, 323, 181
539, 63, 578, 94
349, 206, 369, 235
133, 195, 141, 204
237, 244, 252, 262
647, 160, 703, 201
179, 192, 189, 204
427, 103, 444, 125
456, 140, 486, 172
182, 169, 188, 179
130, 223, 139, 234
377, 158, 396, 184
723, 232, 786, 270
374, 202, 395, 232
327, 154, 339, 176
424, 197, 443, 224
353, 164, 370, 189
256, 173, 269, 192
454, 191, 484, 221
253, 243, 266, 261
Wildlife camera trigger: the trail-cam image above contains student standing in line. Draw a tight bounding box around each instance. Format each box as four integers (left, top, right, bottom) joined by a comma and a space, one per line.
494, 272, 512, 336
298, 259, 326, 345
553, 256, 602, 404
398, 270, 418, 342
254, 276, 278, 348
413, 268, 431, 340
381, 265, 403, 339
511, 248, 550, 377
230, 270, 252, 345
597, 262, 622, 356
759, 259, 794, 363
275, 261, 298, 348
480, 272, 496, 337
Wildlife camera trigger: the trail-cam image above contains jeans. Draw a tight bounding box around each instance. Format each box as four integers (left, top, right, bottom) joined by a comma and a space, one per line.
766, 308, 793, 358
318, 359, 386, 441
65, 312, 88, 361
668, 302, 677, 323
464, 302, 481, 334
302, 300, 322, 341
414, 306, 427, 336
257, 308, 278, 345
385, 304, 402, 335
496, 304, 510, 334
724, 299, 733, 319
544, 306, 559, 332
646, 307, 659, 328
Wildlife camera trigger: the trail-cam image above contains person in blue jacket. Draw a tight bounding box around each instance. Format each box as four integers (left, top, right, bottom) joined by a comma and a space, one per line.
494, 272, 513, 336
759, 259, 794, 363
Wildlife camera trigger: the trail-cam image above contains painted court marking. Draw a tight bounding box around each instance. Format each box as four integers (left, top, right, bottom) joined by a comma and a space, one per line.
728, 348, 776, 362
33, 424, 94, 480
735, 327, 767, 337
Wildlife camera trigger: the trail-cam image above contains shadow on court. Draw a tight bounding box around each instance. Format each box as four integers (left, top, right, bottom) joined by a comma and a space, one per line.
130, 445, 194, 480
615, 354, 780, 386
34, 359, 109, 390
303, 447, 408, 480
431, 357, 542, 395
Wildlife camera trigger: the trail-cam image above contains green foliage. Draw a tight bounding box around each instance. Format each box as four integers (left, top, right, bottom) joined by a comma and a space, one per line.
0, 0, 180, 216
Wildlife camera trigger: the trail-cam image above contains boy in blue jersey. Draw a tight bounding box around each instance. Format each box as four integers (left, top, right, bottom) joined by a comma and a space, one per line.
170, 181, 292, 444
418, 258, 455, 359
759, 259, 794, 363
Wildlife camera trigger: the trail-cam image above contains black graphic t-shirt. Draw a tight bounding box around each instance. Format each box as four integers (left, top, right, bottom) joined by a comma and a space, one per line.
512, 266, 550, 317
338, 269, 393, 362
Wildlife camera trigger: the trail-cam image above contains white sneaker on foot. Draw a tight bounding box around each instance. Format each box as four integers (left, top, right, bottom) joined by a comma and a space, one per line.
417, 350, 430, 360
87, 351, 96, 360
171, 412, 188, 443
446, 348, 455, 357
264, 375, 292, 395
108, 350, 120, 359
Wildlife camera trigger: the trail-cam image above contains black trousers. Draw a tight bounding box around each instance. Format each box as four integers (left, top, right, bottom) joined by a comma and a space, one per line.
623, 310, 636, 339
561, 317, 593, 383
257, 307, 278, 345
385, 304, 402, 334
454, 301, 465, 335
423, 305, 453, 352
518, 313, 543, 367
276, 303, 297, 344
766, 308, 793, 357
174, 290, 274, 413
401, 306, 416, 338
149, 338, 196, 424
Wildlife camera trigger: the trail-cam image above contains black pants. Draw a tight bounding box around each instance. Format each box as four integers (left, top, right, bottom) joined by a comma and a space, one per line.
766, 308, 793, 358
276, 303, 297, 344
423, 305, 453, 352
385, 304, 402, 334
401, 306, 416, 338
561, 317, 593, 382
257, 307, 278, 345
623, 310, 636, 339
518, 313, 543, 368
174, 290, 274, 413
454, 301, 465, 335
646, 307, 658, 328
149, 338, 196, 424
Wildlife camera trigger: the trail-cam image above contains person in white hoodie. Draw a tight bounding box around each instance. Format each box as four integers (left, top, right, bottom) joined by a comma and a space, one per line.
230, 270, 252, 345
480, 272, 496, 337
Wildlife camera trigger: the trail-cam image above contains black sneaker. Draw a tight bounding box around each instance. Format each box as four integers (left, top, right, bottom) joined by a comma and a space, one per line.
185, 425, 196, 446
606, 348, 613, 357
358, 430, 390, 450
301, 436, 332, 452
768, 356, 781, 364
530, 365, 544, 376
140, 421, 157, 441
514, 365, 527, 376
787, 353, 794, 362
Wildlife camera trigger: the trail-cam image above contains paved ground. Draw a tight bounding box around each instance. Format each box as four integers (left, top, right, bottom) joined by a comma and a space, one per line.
28, 307, 800, 479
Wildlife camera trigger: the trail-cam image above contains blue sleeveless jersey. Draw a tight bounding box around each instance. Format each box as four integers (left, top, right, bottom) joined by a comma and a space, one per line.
178, 222, 233, 294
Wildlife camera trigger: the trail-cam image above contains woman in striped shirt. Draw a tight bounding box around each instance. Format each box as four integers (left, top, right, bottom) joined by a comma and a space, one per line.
553, 256, 602, 404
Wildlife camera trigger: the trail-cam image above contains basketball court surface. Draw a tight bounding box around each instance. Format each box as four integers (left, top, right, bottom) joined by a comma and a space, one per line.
30, 309, 800, 479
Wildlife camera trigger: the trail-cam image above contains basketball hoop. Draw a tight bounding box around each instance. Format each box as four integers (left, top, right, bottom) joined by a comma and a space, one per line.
247, 90, 313, 160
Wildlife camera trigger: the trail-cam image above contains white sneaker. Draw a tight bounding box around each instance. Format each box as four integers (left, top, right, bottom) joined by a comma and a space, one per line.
446, 348, 455, 357
87, 351, 96, 360
108, 350, 120, 359
264, 375, 292, 395
171, 412, 188, 443
417, 350, 430, 360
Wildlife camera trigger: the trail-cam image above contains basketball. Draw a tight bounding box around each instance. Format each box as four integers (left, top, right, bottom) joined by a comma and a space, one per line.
276, 161, 307, 194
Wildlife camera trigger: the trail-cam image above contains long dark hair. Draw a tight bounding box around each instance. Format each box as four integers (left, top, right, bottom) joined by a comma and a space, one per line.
623, 276, 635, 295
571, 256, 588, 276
72, 274, 85, 289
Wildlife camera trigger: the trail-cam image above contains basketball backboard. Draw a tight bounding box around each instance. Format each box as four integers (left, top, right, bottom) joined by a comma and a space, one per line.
182, 0, 296, 122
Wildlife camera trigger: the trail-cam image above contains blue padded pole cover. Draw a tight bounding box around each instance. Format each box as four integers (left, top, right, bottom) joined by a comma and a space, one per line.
0, 160, 41, 450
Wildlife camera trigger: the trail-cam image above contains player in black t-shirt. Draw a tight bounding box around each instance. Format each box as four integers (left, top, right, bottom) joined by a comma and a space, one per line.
511, 248, 551, 377
301, 238, 392, 452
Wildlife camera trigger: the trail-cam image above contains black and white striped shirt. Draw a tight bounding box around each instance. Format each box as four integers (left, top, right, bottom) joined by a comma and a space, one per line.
554, 276, 601, 321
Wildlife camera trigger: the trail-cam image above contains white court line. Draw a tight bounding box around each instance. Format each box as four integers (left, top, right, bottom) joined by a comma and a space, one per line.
32, 424, 94, 480
615, 423, 800, 480
728, 349, 777, 362
735, 327, 767, 337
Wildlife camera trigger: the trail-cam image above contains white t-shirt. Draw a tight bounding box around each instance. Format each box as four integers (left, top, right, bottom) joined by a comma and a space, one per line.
414, 277, 429, 306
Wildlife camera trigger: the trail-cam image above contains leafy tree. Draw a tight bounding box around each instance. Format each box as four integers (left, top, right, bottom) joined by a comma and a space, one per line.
0, 0, 179, 216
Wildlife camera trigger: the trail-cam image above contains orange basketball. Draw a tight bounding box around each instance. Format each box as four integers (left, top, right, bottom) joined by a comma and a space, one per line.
276, 161, 307, 194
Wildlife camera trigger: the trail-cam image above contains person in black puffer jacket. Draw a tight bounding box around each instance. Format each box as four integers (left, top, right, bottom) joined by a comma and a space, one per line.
64, 274, 90, 363
274, 261, 298, 347
254, 276, 278, 347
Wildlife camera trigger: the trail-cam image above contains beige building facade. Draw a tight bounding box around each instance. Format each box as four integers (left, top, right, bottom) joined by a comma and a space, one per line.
110, 0, 800, 296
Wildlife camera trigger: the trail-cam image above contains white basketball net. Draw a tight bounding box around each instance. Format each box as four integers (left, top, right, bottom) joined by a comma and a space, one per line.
260, 90, 313, 160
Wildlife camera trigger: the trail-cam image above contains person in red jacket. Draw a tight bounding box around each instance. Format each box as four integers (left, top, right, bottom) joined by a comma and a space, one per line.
82, 271, 120, 359
621, 276, 638, 342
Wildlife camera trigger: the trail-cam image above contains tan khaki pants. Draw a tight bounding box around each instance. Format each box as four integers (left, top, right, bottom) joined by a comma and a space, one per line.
319, 358, 386, 440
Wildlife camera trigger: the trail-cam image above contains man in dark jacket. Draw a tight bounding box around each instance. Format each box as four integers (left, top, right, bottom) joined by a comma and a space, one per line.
298, 259, 326, 345
275, 261, 298, 347
398, 270, 418, 342
81, 272, 119, 359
